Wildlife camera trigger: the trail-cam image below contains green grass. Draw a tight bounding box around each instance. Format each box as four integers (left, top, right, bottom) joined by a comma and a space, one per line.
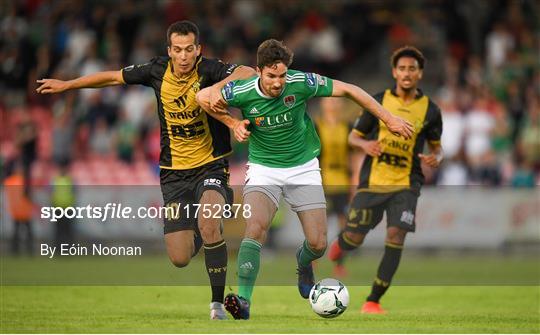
1, 286, 538, 333
1, 254, 539, 333
1, 253, 538, 285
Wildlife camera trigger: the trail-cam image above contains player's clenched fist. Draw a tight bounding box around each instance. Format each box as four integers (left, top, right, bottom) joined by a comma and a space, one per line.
233, 119, 251, 142
418, 152, 442, 168
360, 140, 382, 157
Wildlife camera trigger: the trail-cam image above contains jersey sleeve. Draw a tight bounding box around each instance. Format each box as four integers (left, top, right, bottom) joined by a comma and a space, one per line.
305, 72, 334, 98
121, 58, 156, 86
352, 111, 378, 137
203, 58, 240, 82
220, 80, 241, 108
425, 101, 443, 145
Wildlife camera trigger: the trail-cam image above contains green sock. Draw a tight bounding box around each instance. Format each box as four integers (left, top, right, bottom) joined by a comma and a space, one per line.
237, 238, 262, 303
298, 240, 325, 268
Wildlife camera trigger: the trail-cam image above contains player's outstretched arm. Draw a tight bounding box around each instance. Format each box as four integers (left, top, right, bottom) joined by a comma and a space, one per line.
331, 80, 414, 139
36, 71, 125, 94
196, 88, 250, 142
207, 66, 256, 113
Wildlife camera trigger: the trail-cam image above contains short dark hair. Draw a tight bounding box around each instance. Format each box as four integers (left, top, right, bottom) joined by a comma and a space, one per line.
256, 39, 294, 69
391, 46, 425, 69
167, 20, 199, 46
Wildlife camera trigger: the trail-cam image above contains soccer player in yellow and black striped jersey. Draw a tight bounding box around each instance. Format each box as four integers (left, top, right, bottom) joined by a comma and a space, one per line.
36, 20, 255, 319
327, 46, 443, 314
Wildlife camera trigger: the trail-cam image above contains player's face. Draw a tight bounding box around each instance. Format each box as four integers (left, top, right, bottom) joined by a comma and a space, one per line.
168, 32, 201, 76
392, 56, 423, 91
257, 62, 288, 98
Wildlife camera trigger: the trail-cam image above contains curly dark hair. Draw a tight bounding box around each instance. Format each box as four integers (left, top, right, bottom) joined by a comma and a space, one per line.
391, 46, 425, 69
256, 39, 294, 69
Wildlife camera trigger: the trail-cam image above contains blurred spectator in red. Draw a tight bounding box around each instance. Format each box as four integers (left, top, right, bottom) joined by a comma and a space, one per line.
4, 161, 35, 255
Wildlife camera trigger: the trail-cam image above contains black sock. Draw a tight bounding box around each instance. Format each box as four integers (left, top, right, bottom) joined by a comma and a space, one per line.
204, 240, 227, 303
338, 231, 361, 251
367, 243, 403, 303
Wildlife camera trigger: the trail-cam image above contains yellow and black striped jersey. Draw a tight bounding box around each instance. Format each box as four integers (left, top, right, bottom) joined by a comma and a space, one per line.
122, 56, 239, 170
353, 88, 442, 191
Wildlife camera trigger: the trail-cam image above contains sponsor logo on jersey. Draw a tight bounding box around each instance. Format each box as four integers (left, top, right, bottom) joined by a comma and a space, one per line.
254, 111, 293, 129
380, 138, 411, 152
222, 81, 235, 101
168, 109, 202, 120
192, 80, 200, 92
316, 74, 326, 86
377, 152, 408, 168
283, 95, 296, 108
306, 73, 316, 87
255, 116, 265, 126
249, 107, 259, 115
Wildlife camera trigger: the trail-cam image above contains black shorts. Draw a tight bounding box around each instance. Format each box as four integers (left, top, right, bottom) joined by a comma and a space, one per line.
345, 189, 419, 234
160, 158, 233, 234
325, 192, 349, 217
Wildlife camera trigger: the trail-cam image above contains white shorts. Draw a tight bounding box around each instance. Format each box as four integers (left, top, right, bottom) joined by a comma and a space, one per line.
244, 158, 326, 212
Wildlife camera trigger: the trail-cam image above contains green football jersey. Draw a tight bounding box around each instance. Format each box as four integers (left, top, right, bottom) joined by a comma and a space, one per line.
221, 70, 333, 168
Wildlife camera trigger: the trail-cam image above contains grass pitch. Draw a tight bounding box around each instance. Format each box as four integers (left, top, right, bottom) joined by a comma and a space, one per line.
1, 285, 538, 333
1, 254, 539, 333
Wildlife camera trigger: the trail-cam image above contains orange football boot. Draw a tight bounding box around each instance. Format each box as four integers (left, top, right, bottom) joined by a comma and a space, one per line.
328, 239, 344, 261
361, 301, 386, 314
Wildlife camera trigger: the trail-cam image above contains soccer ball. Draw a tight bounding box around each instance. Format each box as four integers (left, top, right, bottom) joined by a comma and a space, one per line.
309, 278, 349, 318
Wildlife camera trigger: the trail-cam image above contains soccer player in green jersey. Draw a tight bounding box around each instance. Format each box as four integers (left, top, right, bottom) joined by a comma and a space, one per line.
196, 39, 413, 320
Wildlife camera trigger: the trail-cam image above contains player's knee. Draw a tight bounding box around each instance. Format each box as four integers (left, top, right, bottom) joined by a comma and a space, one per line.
344, 231, 365, 246
169, 254, 191, 268
198, 219, 221, 240
307, 237, 327, 254
386, 227, 407, 245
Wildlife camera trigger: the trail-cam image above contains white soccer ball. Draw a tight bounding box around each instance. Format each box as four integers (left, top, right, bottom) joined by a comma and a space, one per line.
309, 278, 349, 318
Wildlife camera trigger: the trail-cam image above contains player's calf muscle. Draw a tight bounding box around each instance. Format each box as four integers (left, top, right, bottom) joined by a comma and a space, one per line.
344, 231, 365, 245
244, 218, 269, 242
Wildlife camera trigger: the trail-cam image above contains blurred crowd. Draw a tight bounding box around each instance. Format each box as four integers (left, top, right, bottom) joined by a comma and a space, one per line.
1, 0, 538, 187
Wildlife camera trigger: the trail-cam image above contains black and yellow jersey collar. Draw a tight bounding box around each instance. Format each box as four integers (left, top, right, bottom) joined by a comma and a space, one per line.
390, 86, 424, 100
